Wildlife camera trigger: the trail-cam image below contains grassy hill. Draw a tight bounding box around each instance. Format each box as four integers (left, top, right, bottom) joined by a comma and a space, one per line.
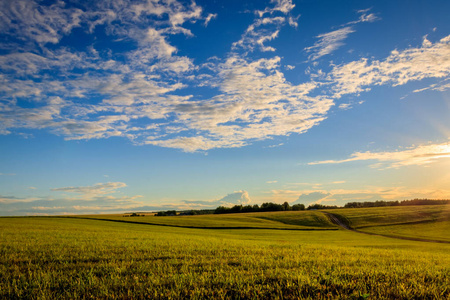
325, 204, 450, 242
1, 205, 449, 299
75, 210, 337, 230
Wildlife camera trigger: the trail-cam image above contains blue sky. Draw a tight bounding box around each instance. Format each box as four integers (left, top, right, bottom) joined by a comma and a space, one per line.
0, 0, 449, 216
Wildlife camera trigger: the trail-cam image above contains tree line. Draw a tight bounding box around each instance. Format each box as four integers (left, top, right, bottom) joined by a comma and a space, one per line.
153, 199, 449, 216
214, 202, 308, 214
344, 199, 450, 208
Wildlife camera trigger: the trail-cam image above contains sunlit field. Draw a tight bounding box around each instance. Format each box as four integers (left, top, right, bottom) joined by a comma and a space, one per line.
1, 206, 449, 299
326, 205, 450, 242
80, 210, 337, 229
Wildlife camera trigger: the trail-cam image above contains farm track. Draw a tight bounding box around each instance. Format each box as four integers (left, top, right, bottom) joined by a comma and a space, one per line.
323, 212, 450, 244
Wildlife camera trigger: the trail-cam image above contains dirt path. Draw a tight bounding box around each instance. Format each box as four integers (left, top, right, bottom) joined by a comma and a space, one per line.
323, 212, 352, 230
322, 211, 450, 244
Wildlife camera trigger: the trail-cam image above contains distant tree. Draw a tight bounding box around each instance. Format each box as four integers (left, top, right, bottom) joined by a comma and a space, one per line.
260, 202, 284, 212
214, 206, 231, 214
155, 210, 177, 216
282, 202, 291, 211
342, 199, 450, 208
292, 204, 305, 211
307, 204, 338, 210
241, 205, 255, 213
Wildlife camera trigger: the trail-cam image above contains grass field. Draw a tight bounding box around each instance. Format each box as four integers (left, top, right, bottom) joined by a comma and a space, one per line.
78, 210, 336, 230
326, 205, 450, 242
1, 206, 449, 299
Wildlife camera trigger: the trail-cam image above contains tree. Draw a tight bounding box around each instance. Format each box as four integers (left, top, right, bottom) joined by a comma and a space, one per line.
282, 201, 291, 211
292, 204, 305, 211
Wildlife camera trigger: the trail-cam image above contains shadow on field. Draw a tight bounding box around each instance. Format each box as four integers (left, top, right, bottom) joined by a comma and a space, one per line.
61, 216, 338, 231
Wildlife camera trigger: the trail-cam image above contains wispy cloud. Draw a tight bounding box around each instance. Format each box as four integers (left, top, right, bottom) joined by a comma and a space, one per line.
0, 0, 84, 46
304, 8, 378, 61
0, 195, 40, 204
204, 13, 217, 26
0, 172, 16, 176
51, 182, 128, 196
305, 27, 355, 61
308, 140, 450, 169
233, 0, 298, 53
0, 181, 145, 215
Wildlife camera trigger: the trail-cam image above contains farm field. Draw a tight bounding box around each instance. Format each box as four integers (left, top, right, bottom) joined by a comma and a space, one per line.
326, 205, 450, 242
1, 206, 449, 299
78, 210, 336, 229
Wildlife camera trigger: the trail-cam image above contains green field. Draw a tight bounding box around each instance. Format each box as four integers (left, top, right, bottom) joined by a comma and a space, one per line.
1, 206, 449, 299
79, 210, 336, 229
326, 205, 450, 242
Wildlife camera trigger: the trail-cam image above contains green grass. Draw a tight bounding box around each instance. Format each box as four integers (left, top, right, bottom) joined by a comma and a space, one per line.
77, 210, 338, 230
355, 220, 450, 242
326, 205, 450, 228
1, 212, 450, 299
326, 205, 450, 242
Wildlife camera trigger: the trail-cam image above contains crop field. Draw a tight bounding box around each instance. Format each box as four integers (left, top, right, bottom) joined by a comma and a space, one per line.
326, 205, 450, 242
1, 206, 449, 299
80, 210, 337, 230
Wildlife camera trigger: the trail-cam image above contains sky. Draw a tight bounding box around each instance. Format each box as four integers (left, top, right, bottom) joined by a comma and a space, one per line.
0, 0, 449, 216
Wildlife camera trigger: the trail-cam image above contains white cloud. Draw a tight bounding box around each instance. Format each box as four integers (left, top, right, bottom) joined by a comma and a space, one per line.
332, 181, 346, 184
346, 9, 379, 26
305, 27, 355, 61
271, 185, 450, 207
219, 190, 251, 206
142, 56, 333, 152
412, 79, 450, 94
0, 181, 145, 215
0, 195, 40, 204
234, 0, 297, 53
329, 35, 450, 97
204, 13, 217, 26
0, 1, 449, 154
233, 16, 286, 53
294, 191, 331, 205
308, 140, 450, 169
183, 190, 252, 208
338, 103, 352, 110
51, 182, 127, 196
304, 8, 379, 61
0, 0, 84, 45
257, 0, 295, 17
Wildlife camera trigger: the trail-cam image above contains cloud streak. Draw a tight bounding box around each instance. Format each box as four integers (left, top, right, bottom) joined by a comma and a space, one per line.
51, 182, 128, 195
304, 8, 378, 61
308, 140, 450, 169
305, 27, 355, 61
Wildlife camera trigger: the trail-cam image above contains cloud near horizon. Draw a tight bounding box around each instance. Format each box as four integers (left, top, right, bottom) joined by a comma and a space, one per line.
182, 190, 252, 208
308, 140, 450, 169
0, 188, 252, 216
51, 182, 128, 195
273, 186, 450, 207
